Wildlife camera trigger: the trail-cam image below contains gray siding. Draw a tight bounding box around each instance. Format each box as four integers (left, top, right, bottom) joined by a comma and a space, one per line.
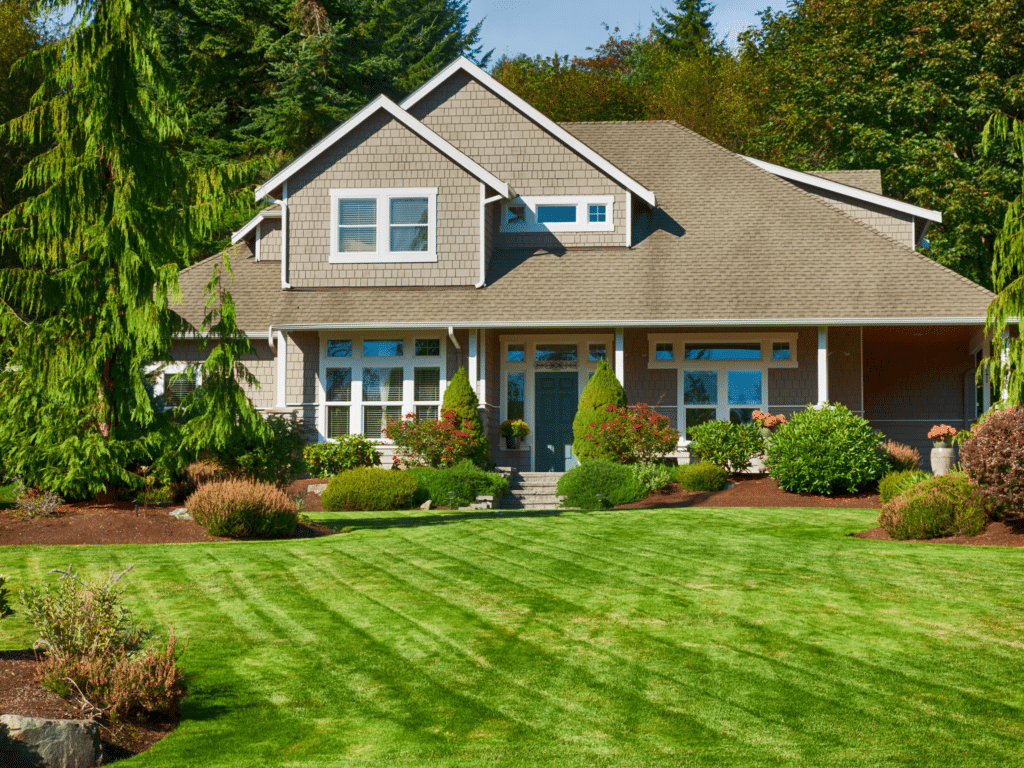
794, 181, 916, 249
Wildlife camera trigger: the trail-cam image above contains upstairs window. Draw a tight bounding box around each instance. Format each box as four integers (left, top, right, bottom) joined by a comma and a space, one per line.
330, 188, 437, 264
500, 195, 615, 233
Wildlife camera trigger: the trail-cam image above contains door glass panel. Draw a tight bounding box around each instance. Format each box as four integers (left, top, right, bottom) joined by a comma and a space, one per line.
685, 408, 716, 439
326, 368, 351, 401
363, 367, 403, 402
685, 342, 761, 360
728, 370, 762, 405
683, 371, 717, 405
536, 344, 577, 362
507, 372, 524, 421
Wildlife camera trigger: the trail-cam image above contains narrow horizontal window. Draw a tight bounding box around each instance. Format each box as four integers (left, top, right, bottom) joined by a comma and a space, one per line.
536, 344, 576, 362
327, 405, 350, 438
589, 344, 607, 362
537, 205, 576, 224
685, 342, 761, 361
326, 368, 352, 402
327, 340, 352, 357
363, 367, 403, 402
415, 339, 440, 357
507, 344, 525, 362
363, 340, 403, 357
656, 343, 674, 361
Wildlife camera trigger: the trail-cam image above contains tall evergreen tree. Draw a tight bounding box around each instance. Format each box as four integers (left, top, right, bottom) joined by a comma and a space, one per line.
572, 360, 627, 461
441, 367, 488, 466
0, 0, 261, 496
653, 0, 718, 57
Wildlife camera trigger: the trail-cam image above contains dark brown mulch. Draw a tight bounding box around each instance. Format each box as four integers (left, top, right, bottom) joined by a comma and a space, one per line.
852, 517, 1024, 547
288, 477, 329, 513
616, 475, 882, 510
0, 501, 339, 547
0, 649, 179, 762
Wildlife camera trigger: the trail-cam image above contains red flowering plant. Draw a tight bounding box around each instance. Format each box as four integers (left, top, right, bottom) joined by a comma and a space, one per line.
585, 403, 679, 464
927, 424, 958, 445
384, 408, 480, 468
752, 410, 788, 429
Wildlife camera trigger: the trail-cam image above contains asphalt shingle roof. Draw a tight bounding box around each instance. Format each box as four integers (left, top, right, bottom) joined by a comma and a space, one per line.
173, 121, 993, 332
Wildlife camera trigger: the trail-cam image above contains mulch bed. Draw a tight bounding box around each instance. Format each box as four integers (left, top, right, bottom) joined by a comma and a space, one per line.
616, 475, 882, 510
852, 518, 1024, 547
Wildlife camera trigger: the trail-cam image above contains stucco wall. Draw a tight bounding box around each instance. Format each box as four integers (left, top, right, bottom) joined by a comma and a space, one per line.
408, 70, 629, 250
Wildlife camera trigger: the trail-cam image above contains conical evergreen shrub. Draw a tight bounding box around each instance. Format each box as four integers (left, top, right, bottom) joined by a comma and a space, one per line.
572, 360, 627, 460
441, 367, 488, 465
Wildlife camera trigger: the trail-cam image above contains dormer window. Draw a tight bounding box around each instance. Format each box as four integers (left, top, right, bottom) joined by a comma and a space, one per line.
500, 195, 615, 233
329, 187, 437, 264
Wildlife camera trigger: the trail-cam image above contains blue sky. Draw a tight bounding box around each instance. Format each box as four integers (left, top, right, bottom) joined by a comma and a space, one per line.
469, 0, 776, 63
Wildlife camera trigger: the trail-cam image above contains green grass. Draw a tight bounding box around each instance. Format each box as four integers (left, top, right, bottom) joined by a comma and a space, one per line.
0, 482, 16, 508
2, 506, 1023, 767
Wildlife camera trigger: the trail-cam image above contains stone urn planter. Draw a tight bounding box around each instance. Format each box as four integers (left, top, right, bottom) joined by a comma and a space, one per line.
930, 438, 955, 476
504, 435, 521, 450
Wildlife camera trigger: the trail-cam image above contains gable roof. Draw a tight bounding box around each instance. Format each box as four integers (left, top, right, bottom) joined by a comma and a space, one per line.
231, 208, 280, 244
741, 155, 942, 224
400, 57, 658, 208
806, 170, 882, 196
253, 95, 511, 201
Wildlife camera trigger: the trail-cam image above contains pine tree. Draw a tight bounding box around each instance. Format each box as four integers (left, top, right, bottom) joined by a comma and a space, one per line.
653, 0, 718, 57
441, 367, 488, 465
572, 360, 628, 460
0, 0, 261, 497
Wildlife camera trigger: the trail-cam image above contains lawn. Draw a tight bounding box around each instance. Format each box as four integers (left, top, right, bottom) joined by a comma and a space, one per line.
1, 506, 1022, 767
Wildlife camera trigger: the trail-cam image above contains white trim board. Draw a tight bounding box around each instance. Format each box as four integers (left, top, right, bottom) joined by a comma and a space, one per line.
254, 95, 510, 201
231, 208, 281, 244
401, 57, 657, 208
741, 155, 942, 223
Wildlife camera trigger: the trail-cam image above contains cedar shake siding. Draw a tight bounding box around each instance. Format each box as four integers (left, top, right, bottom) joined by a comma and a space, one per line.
258, 218, 282, 262
792, 180, 916, 249
285, 110, 481, 288
169, 339, 276, 410
407, 70, 630, 250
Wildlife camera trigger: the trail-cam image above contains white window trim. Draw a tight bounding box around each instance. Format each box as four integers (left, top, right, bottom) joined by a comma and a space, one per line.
329, 187, 438, 264
317, 332, 447, 442
150, 362, 201, 408
500, 195, 615, 234
499, 334, 614, 470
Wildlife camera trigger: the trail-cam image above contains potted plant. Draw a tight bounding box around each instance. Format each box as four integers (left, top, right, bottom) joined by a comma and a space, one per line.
499, 419, 530, 449
927, 423, 957, 475
752, 409, 787, 440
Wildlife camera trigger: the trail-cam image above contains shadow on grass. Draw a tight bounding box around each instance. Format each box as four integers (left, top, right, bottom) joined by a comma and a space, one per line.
319, 508, 584, 530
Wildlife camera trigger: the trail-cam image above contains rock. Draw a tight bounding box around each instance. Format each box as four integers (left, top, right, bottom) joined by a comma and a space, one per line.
0, 714, 101, 768
419, 499, 433, 510
169, 508, 192, 521
306, 483, 328, 495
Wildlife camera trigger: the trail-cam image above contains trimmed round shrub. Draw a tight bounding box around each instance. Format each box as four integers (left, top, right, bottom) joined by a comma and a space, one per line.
765, 404, 888, 495
959, 405, 1024, 517
556, 459, 644, 510
572, 360, 628, 460
186, 479, 299, 538
676, 461, 728, 492
406, 460, 509, 508
688, 420, 764, 473
321, 467, 421, 512
304, 437, 381, 478
881, 440, 921, 472
877, 473, 988, 540
441, 367, 488, 465
878, 469, 931, 503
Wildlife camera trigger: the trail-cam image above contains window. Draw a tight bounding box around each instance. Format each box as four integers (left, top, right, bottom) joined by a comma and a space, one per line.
327, 340, 352, 357
329, 188, 437, 263
772, 342, 791, 360
685, 342, 761, 360
656, 343, 674, 361
508, 344, 525, 362
507, 372, 524, 422
163, 372, 196, 407
364, 339, 403, 357
415, 339, 440, 357
589, 344, 607, 362
500, 195, 615, 233
326, 368, 352, 438
536, 344, 576, 362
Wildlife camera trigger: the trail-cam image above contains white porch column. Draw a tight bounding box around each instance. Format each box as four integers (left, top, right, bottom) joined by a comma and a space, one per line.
817, 325, 829, 406
477, 330, 486, 402
1000, 330, 1010, 402
614, 327, 625, 388
276, 330, 288, 408
468, 329, 478, 395
983, 336, 992, 412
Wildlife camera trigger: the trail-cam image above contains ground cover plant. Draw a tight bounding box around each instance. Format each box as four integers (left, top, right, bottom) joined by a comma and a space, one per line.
2, 506, 1023, 767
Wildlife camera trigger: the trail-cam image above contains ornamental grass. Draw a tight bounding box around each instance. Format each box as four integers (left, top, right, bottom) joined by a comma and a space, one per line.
186, 479, 298, 539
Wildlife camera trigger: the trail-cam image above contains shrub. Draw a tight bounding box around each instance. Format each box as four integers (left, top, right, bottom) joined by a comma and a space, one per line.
386, 408, 481, 468
221, 415, 308, 487
441, 367, 488, 465
0, 574, 12, 619
881, 440, 921, 472
556, 459, 644, 510
573, 360, 628, 460
878, 473, 988, 540
321, 467, 421, 511
688, 420, 765, 474
959, 405, 1024, 516
676, 461, 729, 492
304, 437, 381, 477
765, 403, 888, 495
582, 403, 679, 464
14, 484, 65, 518
186, 479, 299, 538
39, 633, 185, 721
173, 459, 231, 502
19, 565, 149, 663
878, 469, 931, 503
406, 460, 510, 508
630, 462, 675, 496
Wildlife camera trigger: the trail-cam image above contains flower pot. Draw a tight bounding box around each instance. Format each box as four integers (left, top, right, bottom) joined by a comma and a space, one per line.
760, 427, 774, 440
930, 446, 955, 476
504, 435, 521, 450
932, 438, 952, 448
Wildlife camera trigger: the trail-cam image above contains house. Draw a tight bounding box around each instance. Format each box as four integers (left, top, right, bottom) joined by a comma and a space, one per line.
168, 57, 997, 472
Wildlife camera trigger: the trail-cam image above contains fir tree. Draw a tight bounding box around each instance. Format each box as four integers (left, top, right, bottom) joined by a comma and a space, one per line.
0, 0, 261, 497
572, 360, 628, 461
653, 0, 718, 57
441, 367, 488, 465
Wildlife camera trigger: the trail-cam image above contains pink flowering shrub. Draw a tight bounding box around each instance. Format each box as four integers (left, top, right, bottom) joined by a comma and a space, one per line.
385, 408, 481, 468
584, 403, 679, 464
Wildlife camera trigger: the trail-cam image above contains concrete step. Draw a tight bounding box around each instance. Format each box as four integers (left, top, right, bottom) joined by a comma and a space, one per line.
498, 493, 563, 510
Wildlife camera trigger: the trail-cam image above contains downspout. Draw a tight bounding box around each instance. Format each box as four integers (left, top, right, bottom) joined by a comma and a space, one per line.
478, 186, 505, 288
448, 326, 461, 350
281, 180, 292, 289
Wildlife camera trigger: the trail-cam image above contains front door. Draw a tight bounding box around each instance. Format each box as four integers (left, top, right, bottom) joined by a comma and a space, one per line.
534, 372, 578, 472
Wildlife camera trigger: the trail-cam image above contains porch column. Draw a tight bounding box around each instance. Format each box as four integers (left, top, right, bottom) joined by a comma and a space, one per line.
817, 326, 829, 406
468, 329, 478, 395
615, 327, 625, 389
477, 331, 486, 403
1000, 330, 1010, 402
275, 330, 288, 408
983, 336, 992, 412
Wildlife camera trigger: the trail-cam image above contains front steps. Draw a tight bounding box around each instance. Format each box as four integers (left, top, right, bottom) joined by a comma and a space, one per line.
497, 470, 565, 510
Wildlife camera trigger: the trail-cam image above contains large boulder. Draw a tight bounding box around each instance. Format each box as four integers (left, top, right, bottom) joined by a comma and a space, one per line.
0, 715, 100, 768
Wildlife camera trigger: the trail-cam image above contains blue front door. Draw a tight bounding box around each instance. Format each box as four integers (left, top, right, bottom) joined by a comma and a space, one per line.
534, 372, 578, 472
